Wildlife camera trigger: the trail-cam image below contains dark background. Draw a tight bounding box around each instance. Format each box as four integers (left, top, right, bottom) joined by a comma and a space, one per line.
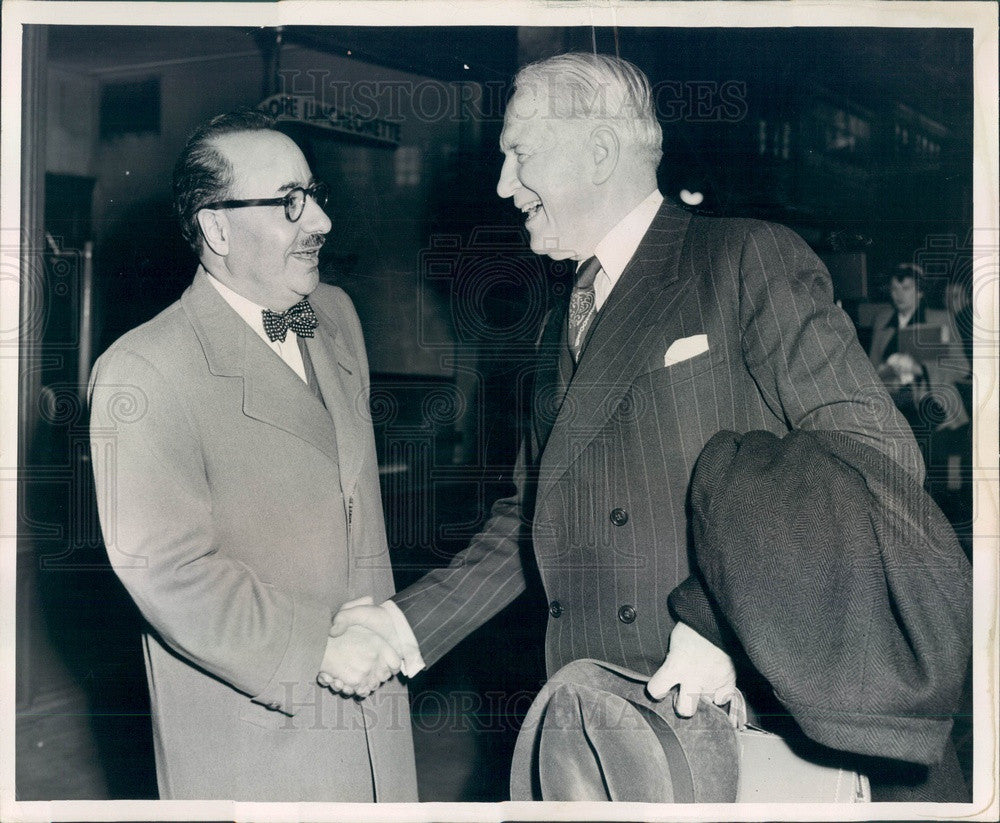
17, 24, 975, 801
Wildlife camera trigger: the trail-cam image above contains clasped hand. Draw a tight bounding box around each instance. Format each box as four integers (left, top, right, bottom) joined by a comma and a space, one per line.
318, 596, 404, 698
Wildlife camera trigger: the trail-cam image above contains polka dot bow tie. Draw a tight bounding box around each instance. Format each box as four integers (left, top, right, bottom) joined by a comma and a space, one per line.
261, 299, 318, 342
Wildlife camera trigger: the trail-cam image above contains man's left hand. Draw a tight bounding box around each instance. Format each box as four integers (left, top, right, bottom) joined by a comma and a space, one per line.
646, 621, 746, 729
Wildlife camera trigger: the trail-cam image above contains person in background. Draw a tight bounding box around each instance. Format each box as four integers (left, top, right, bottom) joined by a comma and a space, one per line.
89, 110, 417, 801
869, 262, 970, 432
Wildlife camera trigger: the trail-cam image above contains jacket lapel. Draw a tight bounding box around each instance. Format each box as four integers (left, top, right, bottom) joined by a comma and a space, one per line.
531, 297, 572, 455
536, 202, 693, 507
182, 270, 340, 466
307, 301, 365, 495
870, 315, 893, 365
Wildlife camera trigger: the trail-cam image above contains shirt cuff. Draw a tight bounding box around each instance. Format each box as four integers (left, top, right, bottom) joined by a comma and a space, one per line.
381, 599, 426, 678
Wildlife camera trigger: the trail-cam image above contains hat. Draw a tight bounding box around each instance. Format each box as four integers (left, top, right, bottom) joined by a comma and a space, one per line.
510, 659, 739, 802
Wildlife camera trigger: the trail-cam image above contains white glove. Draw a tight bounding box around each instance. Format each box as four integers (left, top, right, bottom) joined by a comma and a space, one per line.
646, 621, 746, 729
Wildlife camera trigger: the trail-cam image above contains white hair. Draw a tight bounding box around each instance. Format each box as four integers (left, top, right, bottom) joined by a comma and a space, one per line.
514, 52, 663, 167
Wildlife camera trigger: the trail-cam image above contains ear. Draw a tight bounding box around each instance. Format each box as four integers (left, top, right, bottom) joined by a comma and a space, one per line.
196, 208, 230, 257
589, 126, 620, 185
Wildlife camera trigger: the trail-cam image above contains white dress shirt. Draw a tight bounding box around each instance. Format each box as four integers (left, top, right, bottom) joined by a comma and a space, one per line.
206, 270, 307, 383
590, 188, 664, 310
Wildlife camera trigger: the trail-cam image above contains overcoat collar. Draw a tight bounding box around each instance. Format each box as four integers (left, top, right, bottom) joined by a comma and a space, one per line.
181, 270, 362, 491
536, 201, 694, 507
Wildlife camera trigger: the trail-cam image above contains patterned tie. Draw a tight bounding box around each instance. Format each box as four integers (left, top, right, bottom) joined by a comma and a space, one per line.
262, 299, 318, 343
567, 256, 602, 363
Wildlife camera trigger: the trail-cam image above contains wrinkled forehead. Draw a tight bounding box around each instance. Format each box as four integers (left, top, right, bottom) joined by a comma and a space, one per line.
214, 130, 312, 195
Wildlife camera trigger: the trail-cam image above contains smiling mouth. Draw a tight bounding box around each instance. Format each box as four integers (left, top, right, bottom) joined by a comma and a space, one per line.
291, 239, 325, 260
519, 199, 542, 221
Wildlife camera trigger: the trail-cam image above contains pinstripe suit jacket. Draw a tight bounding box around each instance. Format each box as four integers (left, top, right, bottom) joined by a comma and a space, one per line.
393, 201, 922, 677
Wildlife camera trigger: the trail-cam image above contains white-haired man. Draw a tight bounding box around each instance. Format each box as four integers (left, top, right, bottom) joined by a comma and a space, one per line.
328, 53, 941, 797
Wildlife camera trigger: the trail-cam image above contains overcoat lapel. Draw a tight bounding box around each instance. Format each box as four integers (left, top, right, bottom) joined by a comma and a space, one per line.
307, 301, 365, 495
182, 271, 340, 465
536, 203, 693, 507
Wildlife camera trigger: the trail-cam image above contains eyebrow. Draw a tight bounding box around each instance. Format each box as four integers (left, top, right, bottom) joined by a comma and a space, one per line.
275, 177, 315, 194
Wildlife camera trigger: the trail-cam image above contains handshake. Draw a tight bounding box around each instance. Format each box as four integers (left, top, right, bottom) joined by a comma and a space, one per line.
317, 596, 420, 698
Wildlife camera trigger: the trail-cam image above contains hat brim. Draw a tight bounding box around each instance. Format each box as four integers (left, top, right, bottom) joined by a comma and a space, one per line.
510, 659, 739, 803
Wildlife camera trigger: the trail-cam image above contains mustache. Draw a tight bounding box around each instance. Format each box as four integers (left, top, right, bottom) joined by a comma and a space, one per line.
294, 235, 327, 252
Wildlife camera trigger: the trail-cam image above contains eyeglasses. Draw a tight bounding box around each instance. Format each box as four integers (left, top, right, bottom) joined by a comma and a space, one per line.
204, 181, 330, 223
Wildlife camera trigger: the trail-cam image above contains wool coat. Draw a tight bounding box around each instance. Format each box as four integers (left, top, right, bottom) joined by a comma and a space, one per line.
393, 200, 923, 678
89, 270, 417, 801
669, 428, 971, 800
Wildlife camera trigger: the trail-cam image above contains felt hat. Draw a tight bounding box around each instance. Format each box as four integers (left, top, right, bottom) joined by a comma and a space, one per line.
510, 659, 739, 802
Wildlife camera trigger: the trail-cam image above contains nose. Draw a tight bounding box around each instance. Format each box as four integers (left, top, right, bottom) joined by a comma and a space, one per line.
301, 192, 332, 235
496, 155, 518, 199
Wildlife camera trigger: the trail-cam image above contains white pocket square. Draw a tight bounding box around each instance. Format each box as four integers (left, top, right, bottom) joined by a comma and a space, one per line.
663, 334, 709, 367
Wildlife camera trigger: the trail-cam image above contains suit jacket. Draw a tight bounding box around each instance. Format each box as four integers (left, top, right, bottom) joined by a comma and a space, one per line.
868, 304, 970, 428
394, 201, 923, 679
89, 270, 417, 801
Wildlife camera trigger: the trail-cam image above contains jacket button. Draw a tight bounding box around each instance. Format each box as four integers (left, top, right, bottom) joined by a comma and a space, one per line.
618, 604, 637, 624
610, 507, 629, 526
549, 600, 563, 618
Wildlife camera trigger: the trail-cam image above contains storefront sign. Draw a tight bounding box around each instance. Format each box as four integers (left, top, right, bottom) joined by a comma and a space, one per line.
258, 93, 401, 145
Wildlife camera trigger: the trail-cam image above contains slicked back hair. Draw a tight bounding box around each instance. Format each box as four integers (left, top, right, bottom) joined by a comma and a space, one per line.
513, 52, 663, 167
172, 109, 278, 253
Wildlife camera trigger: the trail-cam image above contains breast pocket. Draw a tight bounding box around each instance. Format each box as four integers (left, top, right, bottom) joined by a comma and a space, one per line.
647, 346, 723, 389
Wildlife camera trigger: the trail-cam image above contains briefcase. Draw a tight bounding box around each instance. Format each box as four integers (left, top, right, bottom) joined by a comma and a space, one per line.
736, 725, 871, 803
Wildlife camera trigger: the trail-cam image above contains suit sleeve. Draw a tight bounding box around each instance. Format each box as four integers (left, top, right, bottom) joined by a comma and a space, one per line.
89, 349, 333, 713
390, 447, 531, 668
737, 222, 924, 482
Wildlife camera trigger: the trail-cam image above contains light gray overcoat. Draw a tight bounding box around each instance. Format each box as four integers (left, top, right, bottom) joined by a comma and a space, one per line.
89, 270, 417, 801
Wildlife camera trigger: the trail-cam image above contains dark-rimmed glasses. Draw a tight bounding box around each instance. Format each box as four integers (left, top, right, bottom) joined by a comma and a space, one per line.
204, 181, 329, 223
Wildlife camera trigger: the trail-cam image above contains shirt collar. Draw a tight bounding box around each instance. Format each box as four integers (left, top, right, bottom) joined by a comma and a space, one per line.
589, 189, 663, 310
205, 269, 273, 342
593, 189, 663, 279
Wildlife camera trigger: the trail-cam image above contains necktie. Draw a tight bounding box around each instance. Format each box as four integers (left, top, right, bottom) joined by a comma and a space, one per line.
567, 256, 602, 363
262, 299, 318, 343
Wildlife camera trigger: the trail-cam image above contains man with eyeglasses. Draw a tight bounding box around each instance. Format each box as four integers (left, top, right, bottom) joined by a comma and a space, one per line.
88, 110, 417, 801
